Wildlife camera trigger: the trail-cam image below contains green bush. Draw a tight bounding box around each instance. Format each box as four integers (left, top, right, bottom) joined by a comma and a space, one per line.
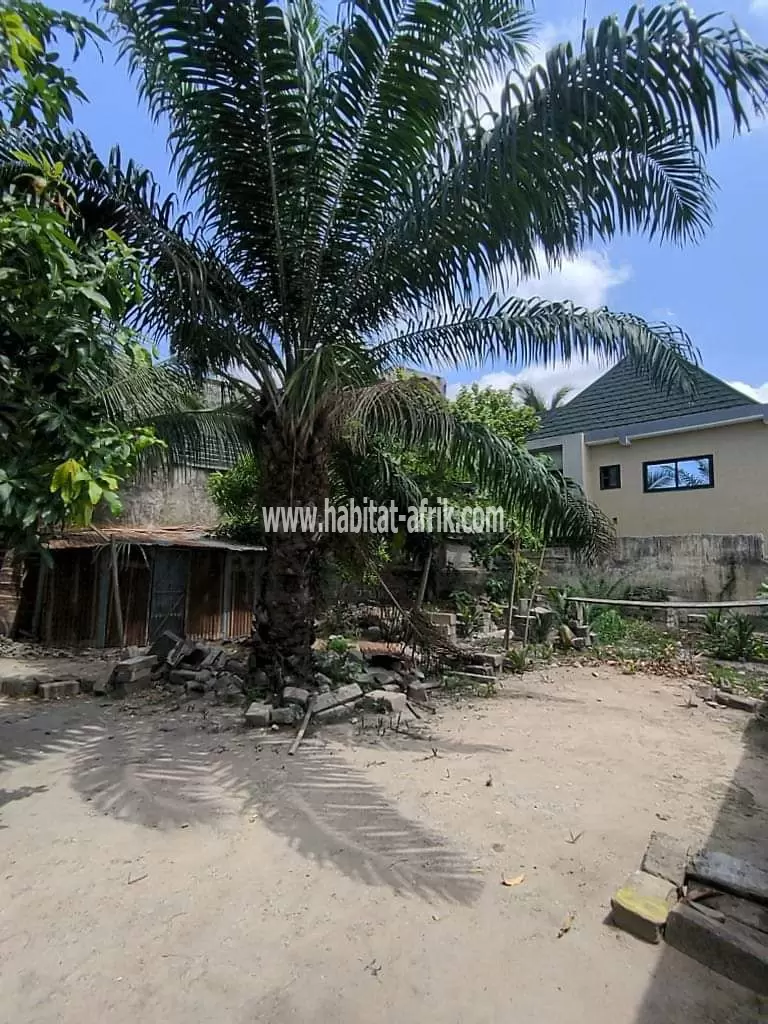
703, 612, 756, 661
592, 609, 627, 645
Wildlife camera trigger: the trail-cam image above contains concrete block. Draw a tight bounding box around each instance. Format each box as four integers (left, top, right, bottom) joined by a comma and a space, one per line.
167, 639, 194, 668
200, 647, 226, 671
407, 682, 430, 704
469, 652, 503, 674
371, 669, 400, 687
687, 850, 768, 903
224, 658, 247, 679
665, 902, 768, 995
113, 655, 157, 682
362, 689, 407, 714
641, 831, 689, 887
714, 691, 759, 713
169, 668, 212, 686
244, 702, 272, 727
691, 892, 768, 936
271, 706, 299, 725
38, 680, 80, 700
312, 683, 363, 714
427, 611, 457, 627
0, 675, 39, 697
610, 871, 677, 943
115, 675, 152, 695
149, 630, 182, 659
381, 682, 402, 693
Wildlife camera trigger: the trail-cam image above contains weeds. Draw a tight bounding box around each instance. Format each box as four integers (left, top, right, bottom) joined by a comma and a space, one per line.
592, 609, 627, 645
702, 611, 756, 661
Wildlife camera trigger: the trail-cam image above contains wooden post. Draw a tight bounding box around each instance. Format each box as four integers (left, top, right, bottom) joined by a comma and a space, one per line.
503, 540, 520, 652
414, 546, 433, 612
522, 545, 547, 649
110, 537, 125, 648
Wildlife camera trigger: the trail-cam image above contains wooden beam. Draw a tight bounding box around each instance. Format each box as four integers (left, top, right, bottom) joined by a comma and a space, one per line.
571, 597, 768, 611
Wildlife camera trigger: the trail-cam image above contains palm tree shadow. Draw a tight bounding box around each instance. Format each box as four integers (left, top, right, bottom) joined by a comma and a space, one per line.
0, 700, 483, 905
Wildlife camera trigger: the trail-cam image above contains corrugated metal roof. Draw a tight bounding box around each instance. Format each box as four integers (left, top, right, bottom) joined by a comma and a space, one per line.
47, 525, 265, 552
529, 357, 757, 442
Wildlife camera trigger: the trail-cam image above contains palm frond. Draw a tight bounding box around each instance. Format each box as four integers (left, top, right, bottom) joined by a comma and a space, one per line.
372, 295, 699, 394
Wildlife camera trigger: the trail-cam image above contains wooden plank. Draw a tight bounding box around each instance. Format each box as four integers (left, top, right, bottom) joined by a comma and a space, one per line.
288, 705, 313, 756
688, 851, 768, 906
572, 597, 768, 610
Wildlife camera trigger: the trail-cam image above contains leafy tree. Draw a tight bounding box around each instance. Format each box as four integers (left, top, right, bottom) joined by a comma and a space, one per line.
515, 382, 573, 414
0, 2, 214, 552
453, 383, 539, 444
14, 0, 768, 694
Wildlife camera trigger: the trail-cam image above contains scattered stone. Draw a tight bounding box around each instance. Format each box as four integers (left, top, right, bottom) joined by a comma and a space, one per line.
407, 682, 430, 704
362, 626, 383, 641
687, 851, 768, 904
224, 659, 247, 679
559, 623, 574, 649
244, 702, 272, 727
149, 630, 182, 660
271, 705, 299, 726
283, 685, 311, 707
0, 675, 39, 697
381, 682, 402, 693
38, 679, 80, 700
695, 683, 716, 701
166, 639, 195, 668
113, 655, 157, 682
714, 691, 759, 713
91, 679, 109, 697
214, 673, 244, 703
610, 870, 677, 943
312, 682, 363, 714
468, 652, 503, 675
641, 831, 690, 887
362, 689, 408, 714
346, 648, 365, 664
185, 678, 208, 695
665, 902, 768, 995
200, 647, 227, 671
169, 668, 212, 686
314, 672, 333, 692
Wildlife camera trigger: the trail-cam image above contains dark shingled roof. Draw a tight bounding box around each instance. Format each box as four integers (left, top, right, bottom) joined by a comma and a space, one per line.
529, 357, 757, 441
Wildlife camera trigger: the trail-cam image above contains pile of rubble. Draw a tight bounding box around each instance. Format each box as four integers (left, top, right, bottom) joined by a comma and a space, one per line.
102, 632, 506, 727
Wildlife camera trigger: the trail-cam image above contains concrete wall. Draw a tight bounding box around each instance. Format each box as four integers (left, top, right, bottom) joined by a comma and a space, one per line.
542, 534, 768, 602
585, 420, 768, 537
99, 466, 220, 528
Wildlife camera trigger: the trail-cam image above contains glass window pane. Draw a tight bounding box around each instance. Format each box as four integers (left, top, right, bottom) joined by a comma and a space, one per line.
645, 462, 677, 490
677, 458, 712, 488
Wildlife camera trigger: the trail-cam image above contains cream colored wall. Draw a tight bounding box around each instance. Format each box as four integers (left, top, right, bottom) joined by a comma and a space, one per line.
585, 420, 768, 537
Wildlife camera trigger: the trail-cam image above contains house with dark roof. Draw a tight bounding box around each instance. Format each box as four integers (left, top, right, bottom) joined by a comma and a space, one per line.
527, 358, 768, 538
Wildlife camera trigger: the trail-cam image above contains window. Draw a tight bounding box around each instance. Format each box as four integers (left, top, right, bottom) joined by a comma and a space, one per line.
643, 454, 714, 492
599, 464, 621, 490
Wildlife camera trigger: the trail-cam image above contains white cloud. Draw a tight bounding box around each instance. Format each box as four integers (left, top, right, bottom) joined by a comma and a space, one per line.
728, 380, 768, 403
447, 360, 603, 403
750, 0, 768, 14
510, 249, 632, 309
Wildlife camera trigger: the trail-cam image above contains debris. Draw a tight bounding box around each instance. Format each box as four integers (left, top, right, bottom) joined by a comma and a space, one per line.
364, 958, 382, 977
312, 682, 363, 714
288, 704, 313, 756
127, 873, 148, 885
406, 681, 429, 704
244, 702, 272, 727
271, 705, 299, 726
501, 873, 525, 887
38, 679, 80, 699
149, 630, 182, 660
655, 812, 670, 821
557, 912, 576, 938
665, 901, 768, 996
687, 850, 768, 904
113, 655, 157, 682
283, 685, 311, 708
224, 658, 247, 679
361, 689, 407, 714
641, 831, 689, 887
405, 700, 422, 719
610, 871, 677, 943
566, 830, 584, 845
714, 691, 759, 713
687, 892, 768, 936
166, 639, 194, 668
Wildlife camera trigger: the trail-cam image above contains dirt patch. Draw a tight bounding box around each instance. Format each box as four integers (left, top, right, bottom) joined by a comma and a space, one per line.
0, 665, 766, 1023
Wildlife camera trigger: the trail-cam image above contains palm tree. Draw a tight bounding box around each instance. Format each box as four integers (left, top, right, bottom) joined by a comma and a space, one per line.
516, 383, 573, 414
9, 0, 767, 696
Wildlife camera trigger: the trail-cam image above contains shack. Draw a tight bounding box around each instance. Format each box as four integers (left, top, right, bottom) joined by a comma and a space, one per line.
17, 526, 266, 648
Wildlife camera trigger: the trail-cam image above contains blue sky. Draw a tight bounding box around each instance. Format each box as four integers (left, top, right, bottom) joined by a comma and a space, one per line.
60, 0, 768, 401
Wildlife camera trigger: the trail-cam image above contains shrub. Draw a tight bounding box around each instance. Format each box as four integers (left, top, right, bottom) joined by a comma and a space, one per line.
703, 612, 756, 661
592, 609, 627, 645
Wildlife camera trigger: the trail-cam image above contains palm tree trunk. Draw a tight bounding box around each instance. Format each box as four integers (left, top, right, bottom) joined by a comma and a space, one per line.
249, 425, 328, 700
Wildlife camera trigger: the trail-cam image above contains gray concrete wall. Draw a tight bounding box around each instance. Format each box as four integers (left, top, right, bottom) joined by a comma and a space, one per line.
100, 466, 220, 528
542, 534, 768, 602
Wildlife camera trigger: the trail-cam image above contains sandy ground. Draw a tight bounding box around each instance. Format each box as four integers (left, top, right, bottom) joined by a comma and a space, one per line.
1, 663, 767, 1024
